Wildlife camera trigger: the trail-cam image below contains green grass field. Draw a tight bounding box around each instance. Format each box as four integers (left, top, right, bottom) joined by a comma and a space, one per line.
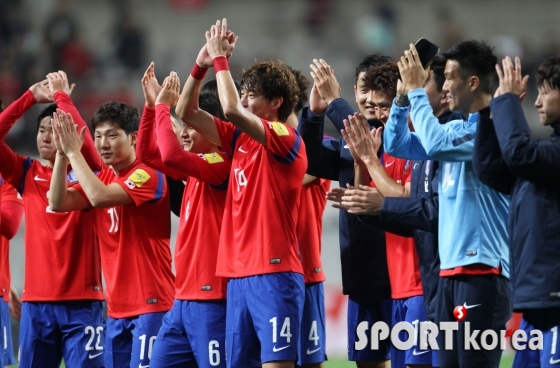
323, 353, 515, 367
8, 353, 516, 367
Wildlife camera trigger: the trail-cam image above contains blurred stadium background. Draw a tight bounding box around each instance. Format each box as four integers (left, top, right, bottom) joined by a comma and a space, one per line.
3, 0, 558, 366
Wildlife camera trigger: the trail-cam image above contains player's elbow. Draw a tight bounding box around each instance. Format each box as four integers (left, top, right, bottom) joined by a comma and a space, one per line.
48, 199, 65, 213
222, 101, 243, 122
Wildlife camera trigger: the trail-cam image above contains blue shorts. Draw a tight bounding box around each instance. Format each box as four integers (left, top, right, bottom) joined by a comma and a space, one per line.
347, 287, 392, 362
0, 300, 14, 365
298, 282, 327, 366
226, 272, 305, 367
513, 308, 560, 368
150, 299, 226, 368
18, 300, 105, 368
390, 295, 437, 368
105, 311, 166, 368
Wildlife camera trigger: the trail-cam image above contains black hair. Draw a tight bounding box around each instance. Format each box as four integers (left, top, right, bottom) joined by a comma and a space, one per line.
199, 92, 226, 121
37, 103, 58, 131
536, 56, 560, 91
241, 60, 299, 122
355, 53, 393, 82
363, 62, 400, 99
442, 40, 497, 95
287, 66, 310, 114
92, 101, 139, 135
430, 54, 446, 92
201, 78, 242, 97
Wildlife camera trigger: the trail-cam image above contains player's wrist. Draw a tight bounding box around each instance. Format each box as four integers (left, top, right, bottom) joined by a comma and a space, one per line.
212, 55, 229, 73
191, 61, 208, 80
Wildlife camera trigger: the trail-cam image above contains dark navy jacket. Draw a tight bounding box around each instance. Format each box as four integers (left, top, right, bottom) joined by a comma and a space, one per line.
298, 98, 390, 295
473, 93, 560, 311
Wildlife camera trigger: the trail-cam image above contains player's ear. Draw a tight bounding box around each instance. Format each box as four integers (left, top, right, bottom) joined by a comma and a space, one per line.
129, 131, 138, 146
271, 97, 283, 110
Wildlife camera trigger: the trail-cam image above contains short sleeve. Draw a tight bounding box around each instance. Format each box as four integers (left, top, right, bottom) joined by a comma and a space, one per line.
262, 119, 303, 164
117, 166, 167, 206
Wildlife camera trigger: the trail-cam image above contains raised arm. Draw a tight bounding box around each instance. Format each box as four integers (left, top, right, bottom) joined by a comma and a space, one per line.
47, 71, 101, 171
206, 19, 270, 144
49, 112, 132, 212
176, 28, 236, 146
490, 56, 560, 185
0, 82, 51, 180
472, 106, 515, 194
343, 113, 410, 198
383, 81, 431, 160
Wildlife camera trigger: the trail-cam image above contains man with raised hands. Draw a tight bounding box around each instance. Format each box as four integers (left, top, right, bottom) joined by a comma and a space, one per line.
176, 19, 307, 368
47, 102, 175, 368
136, 63, 230, 368
0, 72, 105, 368
474, 55, 560, 368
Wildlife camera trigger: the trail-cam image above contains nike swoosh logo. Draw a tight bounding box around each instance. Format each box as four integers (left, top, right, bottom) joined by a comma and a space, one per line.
463, 303, 482, 309
88, 352, 103, 359
385, 161, 395, 167
272, 345, 290, 352
139, 364, 149, 368
306, 347, 321, 355
343, 144, 349, 149
550, 357, 560, 365
34, 175, 48, 181
412, 349, 430, 356
238, 146, 248, 153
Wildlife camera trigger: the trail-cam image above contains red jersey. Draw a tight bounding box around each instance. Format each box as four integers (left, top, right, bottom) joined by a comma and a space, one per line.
74, 160, 174, 318
175, 153, 230, 300
5, 159, 103, 301
377, 153, 423, 299
214, 118, 306, 277
0, 88, 103, 302
298, 178, 330, 284
137, 104, 231, 300
0, 179, 23, 302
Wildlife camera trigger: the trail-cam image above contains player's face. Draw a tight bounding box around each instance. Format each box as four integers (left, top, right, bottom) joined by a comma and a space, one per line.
36, 117, 56, 161
367, 90, 392, 124
354, 72, 377, 120
424, 71, 442, 112
535, 83, 560, 126
94, 122, 136, 167
181, 123, 214, 153
240, 89, 278, 121
442, 60, 472, 113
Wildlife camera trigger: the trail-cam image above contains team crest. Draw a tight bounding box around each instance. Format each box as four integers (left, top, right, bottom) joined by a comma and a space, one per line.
269, 122, 290, 136
67, 170, 79, 184
127, 169, 151, 187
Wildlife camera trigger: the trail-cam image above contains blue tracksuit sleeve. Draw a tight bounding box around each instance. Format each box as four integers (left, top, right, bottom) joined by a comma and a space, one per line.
491, 93, 560, 186
384, 100, 431, 160
380, 196, 439, 233
325, 98, 358, 132
298, 107, 340, 180
473, 106, 515, 194
408, 88, 476, 162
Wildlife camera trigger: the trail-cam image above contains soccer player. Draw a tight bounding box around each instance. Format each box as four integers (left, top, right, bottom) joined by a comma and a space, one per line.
176, 19, 306, 368
473, 55, 560, 368
136, 62, 231, 368
48, 102, 175, 368
0, 177, 23, 368
0, 72, 105, 368
299, 56, 393, 368
384, 41, 510, 367
333, 55, 460, 339
340, 62, 431, 368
